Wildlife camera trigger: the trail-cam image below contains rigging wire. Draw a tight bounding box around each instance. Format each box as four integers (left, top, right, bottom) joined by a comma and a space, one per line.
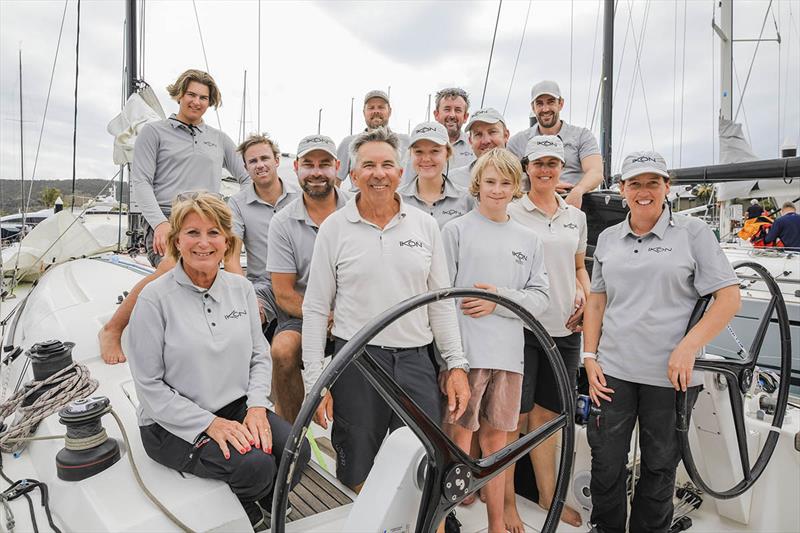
678, 0, 687, 166
734, 0, 774, 122
711, 0, 716, 164
191, 0, 222, 130
584, 0, 602, 126
257, 0, 261, 132
138, 0, 146, 80
569, 0, 574, 122
481, 0, 503, 108
733, 63, 753, 144
611, 0, 632, 109
502, 0, 533, 116
70, 0, 81, 213
672, 0, 678, 164
12, 0, 70, 292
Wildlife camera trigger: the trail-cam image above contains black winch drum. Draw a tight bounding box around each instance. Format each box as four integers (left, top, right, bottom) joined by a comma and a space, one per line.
55, 397, 121, 481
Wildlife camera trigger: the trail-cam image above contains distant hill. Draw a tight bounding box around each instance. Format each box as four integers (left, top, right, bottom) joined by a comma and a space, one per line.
0, 179, 129, 216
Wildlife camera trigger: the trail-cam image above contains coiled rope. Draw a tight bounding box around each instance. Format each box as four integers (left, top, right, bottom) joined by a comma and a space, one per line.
0, 363, 97, 454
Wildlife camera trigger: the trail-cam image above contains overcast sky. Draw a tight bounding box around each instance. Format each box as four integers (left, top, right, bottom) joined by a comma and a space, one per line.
1, 0, 798, 192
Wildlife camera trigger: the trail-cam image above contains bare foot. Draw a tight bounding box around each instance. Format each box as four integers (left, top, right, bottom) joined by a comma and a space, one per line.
539, 499, 582, 528
461, 494, 476, 506
504, 499, 526, 533
98, 325, 126, 364
479, 486, 487, 503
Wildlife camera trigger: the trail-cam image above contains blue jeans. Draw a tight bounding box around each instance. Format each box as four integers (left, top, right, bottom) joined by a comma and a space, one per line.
588, 375, 700, 533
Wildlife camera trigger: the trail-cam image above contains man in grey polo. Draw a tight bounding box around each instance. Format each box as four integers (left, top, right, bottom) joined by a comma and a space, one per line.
507, 80, 603, 208
337, 90, 410, 190
227, 133, 299, 322
302, 126, 470, 491
265, 134, 347, 422
398, 121, 474, 228
448, 107, 510, 189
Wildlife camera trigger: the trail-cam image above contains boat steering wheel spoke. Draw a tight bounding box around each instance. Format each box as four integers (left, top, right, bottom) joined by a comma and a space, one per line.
676, 261, 792, 499
270, 288, 575, 533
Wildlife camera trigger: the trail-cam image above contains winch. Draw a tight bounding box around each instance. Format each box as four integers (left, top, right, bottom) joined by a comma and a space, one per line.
20, 340, 76, 408
55, 396, 120, 481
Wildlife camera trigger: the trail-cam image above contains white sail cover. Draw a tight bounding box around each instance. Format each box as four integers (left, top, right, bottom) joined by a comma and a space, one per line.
107, 85, 166, 165
716, 117, 798, 201
1, 211, 126, 282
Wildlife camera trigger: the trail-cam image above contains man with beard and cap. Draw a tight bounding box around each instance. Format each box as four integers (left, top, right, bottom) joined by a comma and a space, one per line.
226, 134, 299, 325
507, 80, 603, 208
448, 107, 510, 189
265, 135, 348, 422
337, 89, 410, 190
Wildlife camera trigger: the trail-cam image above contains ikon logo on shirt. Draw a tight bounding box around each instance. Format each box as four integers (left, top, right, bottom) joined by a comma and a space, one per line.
399, 239, 424, 248
225, 309, 247, 320
648, 247, 672, 254
512, 251, 528, 264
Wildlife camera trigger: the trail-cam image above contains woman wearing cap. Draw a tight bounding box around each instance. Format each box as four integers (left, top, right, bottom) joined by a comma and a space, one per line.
504, 135, 588, 530
127, 193, 309, 530
583, 151, 740, 533
398, 121, 474, 228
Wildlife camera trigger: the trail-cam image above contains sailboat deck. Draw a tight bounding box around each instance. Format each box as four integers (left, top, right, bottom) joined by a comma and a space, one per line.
288, 459, 352, 521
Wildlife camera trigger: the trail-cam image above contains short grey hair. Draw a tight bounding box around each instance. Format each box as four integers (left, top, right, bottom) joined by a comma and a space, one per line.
435, 87, 470, 112
349, 126, 401, 167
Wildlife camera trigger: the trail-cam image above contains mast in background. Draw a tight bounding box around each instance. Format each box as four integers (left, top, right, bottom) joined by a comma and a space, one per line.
714, 0, 733, 121
600, 0, 613, 184
126, 0, 137, 99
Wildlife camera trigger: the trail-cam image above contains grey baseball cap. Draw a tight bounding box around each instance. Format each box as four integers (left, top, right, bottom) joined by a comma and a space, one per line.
296, 134, 337, 159
620, 151, 669, 181
524, 135, 565, 162
465, 107, 506, 132
364, 90, 390, 105
409, 121, 449, 147
530, 80, 562, 102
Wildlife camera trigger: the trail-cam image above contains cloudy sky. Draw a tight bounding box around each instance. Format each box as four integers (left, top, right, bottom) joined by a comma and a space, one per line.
1, 0, 798, 192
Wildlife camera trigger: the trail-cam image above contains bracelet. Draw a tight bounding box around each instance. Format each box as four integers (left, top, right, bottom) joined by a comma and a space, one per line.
581, 351, 597, 364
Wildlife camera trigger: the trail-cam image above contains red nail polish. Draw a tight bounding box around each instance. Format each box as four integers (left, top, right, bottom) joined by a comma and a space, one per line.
267, 448, 272, 454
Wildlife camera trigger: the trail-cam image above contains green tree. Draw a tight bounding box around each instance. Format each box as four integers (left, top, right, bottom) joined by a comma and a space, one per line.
40, 187, 62, 207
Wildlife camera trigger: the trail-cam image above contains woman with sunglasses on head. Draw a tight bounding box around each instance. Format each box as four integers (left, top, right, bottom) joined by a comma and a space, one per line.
127, 193, 309, 531
504, 135, 588, 530
100, 69, 249, 365
583, 151, 740, 533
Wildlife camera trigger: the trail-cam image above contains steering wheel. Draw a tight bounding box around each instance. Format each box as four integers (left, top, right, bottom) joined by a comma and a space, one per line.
676, 261, 792, 499
271, 288, 575, 533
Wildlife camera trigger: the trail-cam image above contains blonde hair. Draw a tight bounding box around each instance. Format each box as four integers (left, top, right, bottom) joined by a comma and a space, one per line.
468, 148, 524, 200
166, 69, 222, 108
167, 193, 238, 262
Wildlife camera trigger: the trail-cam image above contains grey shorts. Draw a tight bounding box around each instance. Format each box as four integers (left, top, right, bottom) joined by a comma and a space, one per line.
329, 337, 443, 488
274, 306, 302, 336
143, 222, 164, 268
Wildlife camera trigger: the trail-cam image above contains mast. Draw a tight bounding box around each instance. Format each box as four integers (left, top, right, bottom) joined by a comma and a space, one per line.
714, 0, 733, 121
125, 0, 137, 99
600, 0, 614, 184
18, 48, 24, 219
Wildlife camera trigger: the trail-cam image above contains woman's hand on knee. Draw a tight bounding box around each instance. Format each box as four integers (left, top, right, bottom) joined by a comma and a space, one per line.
206, 417, 255, 460
243, 407, 272, 454
585, 359, 614, 406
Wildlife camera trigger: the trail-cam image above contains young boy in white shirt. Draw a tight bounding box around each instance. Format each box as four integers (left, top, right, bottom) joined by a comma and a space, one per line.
441, 148, 549, 533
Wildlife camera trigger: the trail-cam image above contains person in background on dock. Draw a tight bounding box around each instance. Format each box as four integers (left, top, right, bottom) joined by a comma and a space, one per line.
504, 135, 588, 530
442, 147, 549, 533
448, 107, 510, 189
302, 127, 471, 493
507, 80, 603, 208
128, 193, 309, 531
583, 151, 740, 533
398, 121, 474, 228
225, 133, 299, 327
99, 69, 249, 365
745, 198, 764, 219
265, 135, 348, 423
337, 90, 410, 190
764, 201, 800, 250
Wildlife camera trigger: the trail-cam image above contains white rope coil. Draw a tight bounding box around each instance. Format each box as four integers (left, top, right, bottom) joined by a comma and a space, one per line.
0, 362, 98, 454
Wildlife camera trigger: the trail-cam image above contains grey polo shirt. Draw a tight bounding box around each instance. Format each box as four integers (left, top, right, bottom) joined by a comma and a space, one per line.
590, 209, 738, 388
397, 176, 475, 229
228, 179, 299, 283
507, 120, 601, 188
336, 129, 411, 184
266, 189, 349, 296
131, 115, 251, 229
508, 193, 587, 337
400, 130, 476, 185
128, 260, 271, 443
447, 161, 475, 189
301, 193, 468, 392
442, 210, 549, 373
